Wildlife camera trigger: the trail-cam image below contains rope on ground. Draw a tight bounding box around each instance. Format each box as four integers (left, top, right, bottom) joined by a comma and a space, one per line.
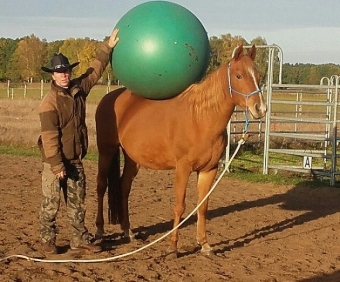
0, 135, 247, 264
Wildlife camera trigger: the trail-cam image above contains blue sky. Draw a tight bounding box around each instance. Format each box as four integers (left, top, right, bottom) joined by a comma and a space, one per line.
0, 0, 339, 64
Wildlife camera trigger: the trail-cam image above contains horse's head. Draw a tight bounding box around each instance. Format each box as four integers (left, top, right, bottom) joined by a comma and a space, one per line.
228, 45, 267, 119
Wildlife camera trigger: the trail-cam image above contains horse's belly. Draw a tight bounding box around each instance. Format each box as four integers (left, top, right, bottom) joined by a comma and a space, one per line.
121, 138, 176, 170
140, 160, 174, 170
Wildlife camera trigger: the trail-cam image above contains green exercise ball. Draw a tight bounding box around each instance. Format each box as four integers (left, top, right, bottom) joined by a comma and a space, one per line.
111, 1, 210, 99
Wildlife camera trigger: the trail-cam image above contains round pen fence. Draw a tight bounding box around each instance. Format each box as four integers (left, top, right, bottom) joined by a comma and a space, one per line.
263, 76, 340, 186
224, 45, 340, 186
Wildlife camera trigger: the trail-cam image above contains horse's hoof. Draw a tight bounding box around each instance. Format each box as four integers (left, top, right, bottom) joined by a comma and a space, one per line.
163, 248, 178, 259
120, 231, 135, 243
95, 230, 104, 240
122, 231, 135, 242
200, 243, 215, 257
201, 248, 216, 257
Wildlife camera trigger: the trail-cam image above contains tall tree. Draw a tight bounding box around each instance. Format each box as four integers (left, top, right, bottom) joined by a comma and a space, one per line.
207, 34, 246, 74
14, 34, 46, 81
75, 39, 100, 77
6, 50, 21, 81
0, 38, 19, 81
59, 38, 94, 78
59, 38, 88, 68
207, 36, 224, 73
220, 33, 247, 63
250, 36, 268, 85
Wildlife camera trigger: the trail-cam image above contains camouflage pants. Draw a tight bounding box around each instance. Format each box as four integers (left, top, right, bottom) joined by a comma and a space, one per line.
39, 162, 90, 246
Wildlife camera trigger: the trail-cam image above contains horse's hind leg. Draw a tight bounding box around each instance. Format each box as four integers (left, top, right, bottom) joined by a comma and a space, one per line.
120, 151, 139, 239
167, 164, 191, 258
196, 168, 218, 256
95, 146, 118, 238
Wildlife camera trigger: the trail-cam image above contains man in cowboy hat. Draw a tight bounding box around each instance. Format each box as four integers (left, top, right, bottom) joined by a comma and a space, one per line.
38, 29, 119, 254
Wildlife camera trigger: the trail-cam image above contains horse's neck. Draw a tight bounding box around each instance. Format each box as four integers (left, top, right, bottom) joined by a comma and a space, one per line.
182, 63, 234, 125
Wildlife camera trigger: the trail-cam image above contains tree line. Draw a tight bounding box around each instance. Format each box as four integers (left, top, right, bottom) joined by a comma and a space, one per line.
0, 34, 339, 85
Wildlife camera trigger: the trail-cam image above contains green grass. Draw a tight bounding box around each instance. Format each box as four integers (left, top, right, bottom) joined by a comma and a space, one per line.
225, 148, 337, 187
0, 145, 98, 160
0, 145, 41, 157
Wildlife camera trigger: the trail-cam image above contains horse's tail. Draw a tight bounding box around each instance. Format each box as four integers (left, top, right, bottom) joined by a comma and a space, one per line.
107, 149, 123, 225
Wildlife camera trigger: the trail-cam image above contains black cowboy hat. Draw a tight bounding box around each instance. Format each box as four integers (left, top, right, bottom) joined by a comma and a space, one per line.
41, 53, 79, 73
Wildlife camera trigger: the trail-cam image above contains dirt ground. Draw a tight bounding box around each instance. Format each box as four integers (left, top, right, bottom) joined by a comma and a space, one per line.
1, 155, 340, 282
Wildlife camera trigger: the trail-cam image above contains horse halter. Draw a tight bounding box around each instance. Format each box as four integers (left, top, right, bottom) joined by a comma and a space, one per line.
227, 62, 262, 99
227, 62, 262, 133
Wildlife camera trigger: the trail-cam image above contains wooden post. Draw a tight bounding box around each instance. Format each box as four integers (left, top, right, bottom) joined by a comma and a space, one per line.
7, 80, 10, 98
107, 73, 110, 93
24, 82, 27, 98
40, 80, 43, 99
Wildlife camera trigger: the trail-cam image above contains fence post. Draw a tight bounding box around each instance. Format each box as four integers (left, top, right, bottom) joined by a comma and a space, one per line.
107, 73, 111, 94
40, 80, 43, 99
24, 82, 27, 98
7, 80, 10, 98
330, 75, 339, 186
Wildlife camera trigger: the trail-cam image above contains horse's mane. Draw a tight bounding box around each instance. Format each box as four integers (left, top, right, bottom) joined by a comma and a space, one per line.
180, 62, 230, 120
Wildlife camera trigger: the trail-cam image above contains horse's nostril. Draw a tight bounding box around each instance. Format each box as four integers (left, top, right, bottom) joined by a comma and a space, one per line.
255, 102, 267, 114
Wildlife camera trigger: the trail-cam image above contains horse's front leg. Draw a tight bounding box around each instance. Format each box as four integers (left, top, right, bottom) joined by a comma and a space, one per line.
119, 153, 139, 240
167, 164, 191, 258
196, 168, 218, 256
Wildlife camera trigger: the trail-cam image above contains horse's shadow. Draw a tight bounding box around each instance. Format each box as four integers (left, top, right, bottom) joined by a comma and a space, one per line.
209, 180, 340, 253
297, 269, 340, 282
104, 179, 340, 255
92, 232, 133, 252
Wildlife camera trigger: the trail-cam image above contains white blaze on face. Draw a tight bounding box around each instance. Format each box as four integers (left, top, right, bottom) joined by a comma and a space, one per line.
249, 66, 260, 93
248, 66, 267, 115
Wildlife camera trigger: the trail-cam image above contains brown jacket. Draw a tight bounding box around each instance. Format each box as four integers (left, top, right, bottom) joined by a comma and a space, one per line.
38, 43, 112, 174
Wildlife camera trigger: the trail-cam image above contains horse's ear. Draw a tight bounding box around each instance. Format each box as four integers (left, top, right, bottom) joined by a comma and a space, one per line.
233, 45, 244, 60
247, 44, 256, 61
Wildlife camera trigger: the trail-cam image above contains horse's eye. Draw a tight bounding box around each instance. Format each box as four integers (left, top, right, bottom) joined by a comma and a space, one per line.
236, 74, 242, 79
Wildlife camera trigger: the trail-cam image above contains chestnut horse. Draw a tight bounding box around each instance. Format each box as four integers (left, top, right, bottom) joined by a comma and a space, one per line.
95, 45, 266, 257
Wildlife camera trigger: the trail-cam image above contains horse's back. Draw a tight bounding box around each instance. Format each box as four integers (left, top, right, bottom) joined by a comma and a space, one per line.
96, 87, 126, 118
96, 87, 175, 156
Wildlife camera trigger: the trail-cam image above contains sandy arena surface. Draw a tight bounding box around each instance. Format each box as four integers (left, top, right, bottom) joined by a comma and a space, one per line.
1, 154, 340, 281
